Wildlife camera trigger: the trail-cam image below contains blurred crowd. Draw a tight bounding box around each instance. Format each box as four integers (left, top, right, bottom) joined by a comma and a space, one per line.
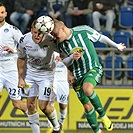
0, 0, 131, 34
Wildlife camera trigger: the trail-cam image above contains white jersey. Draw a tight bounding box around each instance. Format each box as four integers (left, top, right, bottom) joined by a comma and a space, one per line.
54, 61, 68, 81
51, 60, 69, 104
19, 46, 60, 101
0, 22, 23, 72
17, 32, 58, 76
0, 22, 22, 100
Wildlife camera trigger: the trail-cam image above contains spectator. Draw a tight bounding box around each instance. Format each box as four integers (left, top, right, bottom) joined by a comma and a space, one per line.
115, 0, 125, 10
127, 0, 133, 6
47, 0, 70, 24
36, 0, 48, 18
67, 0, 93, 27
10, 0, 41, 34
92, 0, 116, 32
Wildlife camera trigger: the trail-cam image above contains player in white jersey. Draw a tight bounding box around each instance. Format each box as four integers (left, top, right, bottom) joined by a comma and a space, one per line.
17, 20, 61, 133
53, 55, 69, 106
46, 52, 69, 133
0, 3, 28, 115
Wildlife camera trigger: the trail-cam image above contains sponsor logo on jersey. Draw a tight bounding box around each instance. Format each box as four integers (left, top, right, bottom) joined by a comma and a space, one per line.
70, 47, 85, 56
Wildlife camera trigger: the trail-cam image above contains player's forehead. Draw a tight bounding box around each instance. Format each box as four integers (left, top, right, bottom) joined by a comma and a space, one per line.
32, 27, 46, 36
0, 6, 6, 13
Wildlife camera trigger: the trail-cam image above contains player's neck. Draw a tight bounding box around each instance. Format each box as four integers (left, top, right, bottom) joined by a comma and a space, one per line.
0, 20, 5, 27
66, 29, 72, 40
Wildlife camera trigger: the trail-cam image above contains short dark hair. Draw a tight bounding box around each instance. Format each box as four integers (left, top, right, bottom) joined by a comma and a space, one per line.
0, 2, 6, 8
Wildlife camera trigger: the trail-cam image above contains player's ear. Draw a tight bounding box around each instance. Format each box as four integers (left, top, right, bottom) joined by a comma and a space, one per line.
5, 11, 7, 17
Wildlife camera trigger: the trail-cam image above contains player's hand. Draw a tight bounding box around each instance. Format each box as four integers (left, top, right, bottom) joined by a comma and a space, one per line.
68, 75, 76, 85
3, 46, 14, 53
26, 10, 33, 15
68, 70, 76, 84
55, 56, 62, 62
73, 52, 81, 60
116, 43, 126, 51
51, 14, 58, 19
18, 78, 26, 89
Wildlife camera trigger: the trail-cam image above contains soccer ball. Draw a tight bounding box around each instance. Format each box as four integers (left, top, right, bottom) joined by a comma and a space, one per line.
35, 16, 54, 34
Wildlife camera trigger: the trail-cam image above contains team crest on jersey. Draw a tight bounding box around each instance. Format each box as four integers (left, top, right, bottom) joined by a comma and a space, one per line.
4, 28, 9, 33
70, 47, 85, 56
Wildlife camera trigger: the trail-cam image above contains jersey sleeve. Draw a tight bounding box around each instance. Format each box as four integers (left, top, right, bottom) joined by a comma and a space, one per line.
86, 26, 101, 42
17, 35, 27, 58
53, 51, 60, 59
12, 26, 23, 43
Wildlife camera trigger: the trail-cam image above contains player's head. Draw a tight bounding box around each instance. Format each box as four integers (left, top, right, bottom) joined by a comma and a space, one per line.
31, 19, 45, 44
0, 3, 7, 23
51, 19, 71, 43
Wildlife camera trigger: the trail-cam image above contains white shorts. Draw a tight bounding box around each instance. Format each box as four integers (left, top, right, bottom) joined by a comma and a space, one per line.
22, 71, 55, 101
51, 80, 69, 104
0, 70, 21, 100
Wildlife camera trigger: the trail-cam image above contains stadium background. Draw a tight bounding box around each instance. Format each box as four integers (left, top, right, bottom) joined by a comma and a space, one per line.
0, 87, 133, 133
0, 0, 132, 132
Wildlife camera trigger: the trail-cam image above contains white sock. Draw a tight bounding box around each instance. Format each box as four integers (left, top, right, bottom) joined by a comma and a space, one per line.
25, 110, 28, 116
59, 108, 67, 125
47, 119, 53, 128
48, 109, 60, 131
47, 101, 54, 128
28, 112, 40, 133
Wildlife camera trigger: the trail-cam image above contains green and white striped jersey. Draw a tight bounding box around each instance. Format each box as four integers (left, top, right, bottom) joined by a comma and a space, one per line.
59, 25, 103, 80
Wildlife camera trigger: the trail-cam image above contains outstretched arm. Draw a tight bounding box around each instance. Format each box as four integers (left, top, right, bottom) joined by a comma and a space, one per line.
99, 34, 126, 51
63, 52, 81, 66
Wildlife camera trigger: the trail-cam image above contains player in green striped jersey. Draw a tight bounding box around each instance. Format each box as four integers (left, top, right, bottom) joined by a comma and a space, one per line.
51, 19, 126, 133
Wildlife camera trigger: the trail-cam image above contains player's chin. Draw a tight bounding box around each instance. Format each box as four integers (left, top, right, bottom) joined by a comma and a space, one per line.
35, 39, 41, 44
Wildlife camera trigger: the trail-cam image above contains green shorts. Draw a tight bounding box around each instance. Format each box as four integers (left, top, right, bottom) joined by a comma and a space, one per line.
73, 69, 102, 105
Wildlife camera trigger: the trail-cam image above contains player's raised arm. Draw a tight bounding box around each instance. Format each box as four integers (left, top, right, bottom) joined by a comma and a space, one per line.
99, 34, 126, 51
